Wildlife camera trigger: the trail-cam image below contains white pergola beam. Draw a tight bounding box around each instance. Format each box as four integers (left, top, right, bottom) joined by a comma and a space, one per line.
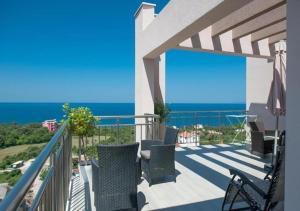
141, 0, 253, 59
176, 27, 273, 59
268, 32, 287, 44
212, 0, 286, 37
232, 4, 286, 40
251, 20, 286, 42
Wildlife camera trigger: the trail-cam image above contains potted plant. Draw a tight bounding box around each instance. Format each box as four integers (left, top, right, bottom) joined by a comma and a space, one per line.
63, 103, 97, 165
154, 100, 170, 139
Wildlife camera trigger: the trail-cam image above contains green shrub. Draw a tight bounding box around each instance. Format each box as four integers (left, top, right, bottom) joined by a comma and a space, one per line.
39, 167, 49, 181
154, 100, 170, 123
0, 169, 22, 186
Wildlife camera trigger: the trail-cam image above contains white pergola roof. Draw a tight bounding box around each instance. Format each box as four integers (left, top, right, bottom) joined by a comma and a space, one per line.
139, 0, 287, 59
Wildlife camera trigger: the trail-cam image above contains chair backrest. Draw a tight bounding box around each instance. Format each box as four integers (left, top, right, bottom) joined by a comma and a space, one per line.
164, 127, 179, 145
97, 143, 139, 195
249, 121, 265, 132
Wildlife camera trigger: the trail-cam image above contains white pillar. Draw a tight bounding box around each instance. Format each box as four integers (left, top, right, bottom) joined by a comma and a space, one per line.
285, 1, 300, 210
135, 3, 166, 143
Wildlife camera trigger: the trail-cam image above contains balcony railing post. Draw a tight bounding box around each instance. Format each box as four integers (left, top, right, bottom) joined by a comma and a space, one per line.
152, 116, 154, 140
98, 127, 101, 144
50, 152, 55, 211
105, 126, 107, 141
218, 111, 221, 143
117, 118, 120, 143
140, 124, 143, 142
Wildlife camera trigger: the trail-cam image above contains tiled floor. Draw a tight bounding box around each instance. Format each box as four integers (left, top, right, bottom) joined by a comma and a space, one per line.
72, 144, 269, 211
68, 175, 87, 211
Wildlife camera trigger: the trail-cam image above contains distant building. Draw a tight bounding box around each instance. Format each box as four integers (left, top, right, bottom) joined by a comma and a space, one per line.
194, 124, 203, 129
42, 119, 57, 132
11, 160, 24, 169
178, 131, 199, 144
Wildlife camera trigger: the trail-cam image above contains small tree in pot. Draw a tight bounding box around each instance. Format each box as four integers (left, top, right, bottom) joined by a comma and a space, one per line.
154, 100, 171, 139
63, 103, 97, 164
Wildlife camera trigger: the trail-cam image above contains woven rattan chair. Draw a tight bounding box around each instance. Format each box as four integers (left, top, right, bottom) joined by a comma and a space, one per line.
141, 144, 176, 186
92, 143, 139, 211
140, 127, 178, 186
222, 142, 285, 211
249, 121, 275, 156
141, 127, 179, 147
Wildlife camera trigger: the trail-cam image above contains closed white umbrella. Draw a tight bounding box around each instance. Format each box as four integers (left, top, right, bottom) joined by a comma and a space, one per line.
267, 41, 286, 161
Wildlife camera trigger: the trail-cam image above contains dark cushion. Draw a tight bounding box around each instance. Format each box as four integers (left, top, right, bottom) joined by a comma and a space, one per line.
141, 150, 151, 160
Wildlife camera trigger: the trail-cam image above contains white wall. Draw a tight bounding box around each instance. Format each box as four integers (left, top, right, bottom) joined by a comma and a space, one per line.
246, 57, 285, 131
285, 0, 300, 210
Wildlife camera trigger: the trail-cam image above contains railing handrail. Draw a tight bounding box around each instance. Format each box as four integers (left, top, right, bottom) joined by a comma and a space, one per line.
0, 121, 68, 211
96, 123, 155, 127
94, 114, 160, 119
169, 109, 245, 114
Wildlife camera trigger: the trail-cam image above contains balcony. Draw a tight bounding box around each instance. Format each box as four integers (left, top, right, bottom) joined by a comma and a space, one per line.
0, 111, 272, 211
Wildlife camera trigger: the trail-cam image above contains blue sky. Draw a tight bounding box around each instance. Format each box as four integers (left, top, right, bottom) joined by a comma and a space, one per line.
0, 0, 245, 103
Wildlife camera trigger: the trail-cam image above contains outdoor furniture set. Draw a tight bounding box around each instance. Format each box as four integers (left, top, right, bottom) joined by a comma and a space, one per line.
91, 127, 179, 210
90, 123, 284, 211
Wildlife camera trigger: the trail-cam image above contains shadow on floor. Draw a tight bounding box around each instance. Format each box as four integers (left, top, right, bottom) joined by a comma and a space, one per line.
175, 145, 268, 191
154, 197, 224, 211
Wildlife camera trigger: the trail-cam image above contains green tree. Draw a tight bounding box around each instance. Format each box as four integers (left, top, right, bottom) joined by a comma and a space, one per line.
63, 103, 97, 162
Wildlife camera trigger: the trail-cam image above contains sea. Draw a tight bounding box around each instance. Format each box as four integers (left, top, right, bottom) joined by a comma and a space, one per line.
0, 103, 245, 126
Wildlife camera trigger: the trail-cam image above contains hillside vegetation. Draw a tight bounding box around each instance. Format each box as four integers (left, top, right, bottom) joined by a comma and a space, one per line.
0, 123, 54, 148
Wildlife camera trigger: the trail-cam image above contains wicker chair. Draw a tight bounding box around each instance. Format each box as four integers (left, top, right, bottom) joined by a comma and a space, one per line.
222, 141, 285, 211
249, 121, 275, 156
92, 143, 139, 211
140, 127, 178, 186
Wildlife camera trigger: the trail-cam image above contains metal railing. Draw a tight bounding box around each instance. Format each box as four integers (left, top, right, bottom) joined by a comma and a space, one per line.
0, 114, 160, 211
93, 114, 160, 144
0, 122, 72, 211
166, 110, 247, 145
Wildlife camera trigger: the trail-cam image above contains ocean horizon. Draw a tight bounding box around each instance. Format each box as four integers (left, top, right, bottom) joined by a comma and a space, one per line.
0, 102, 245, 124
